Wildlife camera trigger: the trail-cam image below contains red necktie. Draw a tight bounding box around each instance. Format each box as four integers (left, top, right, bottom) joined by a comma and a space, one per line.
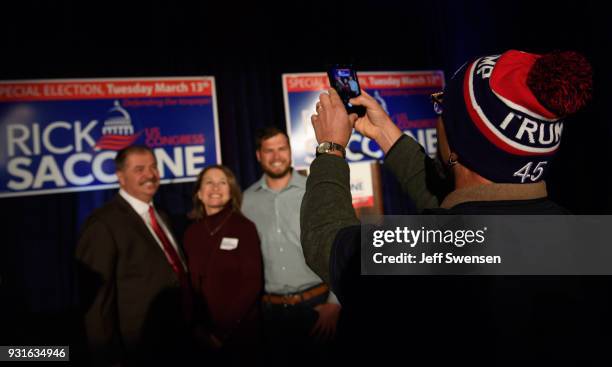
148, 205, 193, 320
148, 205, 185, 277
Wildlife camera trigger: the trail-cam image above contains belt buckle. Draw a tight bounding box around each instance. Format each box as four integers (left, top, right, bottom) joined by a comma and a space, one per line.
282, 294, 291, 307
282, 292, 304, 306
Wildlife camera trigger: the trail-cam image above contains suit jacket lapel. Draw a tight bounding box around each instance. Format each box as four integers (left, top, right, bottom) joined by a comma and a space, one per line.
112, 194, 178, 277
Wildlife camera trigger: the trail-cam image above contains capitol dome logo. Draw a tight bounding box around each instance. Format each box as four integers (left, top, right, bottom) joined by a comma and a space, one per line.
95, 100, 142, 150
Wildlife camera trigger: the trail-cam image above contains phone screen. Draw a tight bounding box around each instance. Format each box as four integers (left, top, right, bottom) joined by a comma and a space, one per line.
328, 65, 366, 116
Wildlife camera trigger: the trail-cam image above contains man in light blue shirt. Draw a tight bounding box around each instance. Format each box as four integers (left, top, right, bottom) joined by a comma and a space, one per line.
242, 127, 341, 356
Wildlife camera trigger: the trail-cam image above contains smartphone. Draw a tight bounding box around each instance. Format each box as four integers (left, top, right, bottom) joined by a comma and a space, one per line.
327, 64, 366, 117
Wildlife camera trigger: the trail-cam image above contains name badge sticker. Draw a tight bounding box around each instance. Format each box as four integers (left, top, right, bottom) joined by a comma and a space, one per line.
220, 237, 239, 251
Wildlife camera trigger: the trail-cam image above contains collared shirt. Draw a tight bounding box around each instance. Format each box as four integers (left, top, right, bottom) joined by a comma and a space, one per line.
439, 182, 547, 209
119, 189, 187, 270
242, 172, 338, 304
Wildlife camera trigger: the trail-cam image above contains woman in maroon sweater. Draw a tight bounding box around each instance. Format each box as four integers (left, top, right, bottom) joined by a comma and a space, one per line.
183, 165, 263, 359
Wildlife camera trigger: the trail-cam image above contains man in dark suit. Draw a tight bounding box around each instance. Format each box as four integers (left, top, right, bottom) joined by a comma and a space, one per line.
76, 145, 193, 366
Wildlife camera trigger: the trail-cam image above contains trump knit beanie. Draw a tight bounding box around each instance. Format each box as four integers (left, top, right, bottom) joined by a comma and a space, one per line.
442, 49, 592, 183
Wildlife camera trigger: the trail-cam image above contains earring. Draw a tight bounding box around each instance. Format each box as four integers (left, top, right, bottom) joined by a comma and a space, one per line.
447, 152, 458, 167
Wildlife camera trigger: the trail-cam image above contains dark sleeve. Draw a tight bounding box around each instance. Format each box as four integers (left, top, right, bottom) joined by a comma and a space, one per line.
384, 134, 445, 211
183, 225, 212, 328
224, 219, 263, 336
75, 216, 124, 365
183, 224, 201, 281
300, 154, 360, 285
329, 225, 362, 303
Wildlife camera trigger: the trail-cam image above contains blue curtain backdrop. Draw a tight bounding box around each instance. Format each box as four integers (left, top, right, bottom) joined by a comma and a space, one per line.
1, 0, 610, 349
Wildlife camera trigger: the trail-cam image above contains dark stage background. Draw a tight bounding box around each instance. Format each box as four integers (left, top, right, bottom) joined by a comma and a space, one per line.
1, 0, 610, 355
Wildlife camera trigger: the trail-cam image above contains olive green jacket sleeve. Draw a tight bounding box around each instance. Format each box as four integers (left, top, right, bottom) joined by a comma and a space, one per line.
300, 135, 442, 283
300, 154, 359, 284
383, 134, 441, 212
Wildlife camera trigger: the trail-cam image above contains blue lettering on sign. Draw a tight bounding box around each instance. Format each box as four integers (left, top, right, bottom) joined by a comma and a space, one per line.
1, 95, 218, 197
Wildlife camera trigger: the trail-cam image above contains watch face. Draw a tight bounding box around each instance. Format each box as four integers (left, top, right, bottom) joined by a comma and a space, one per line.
317, 142, 331, 153
316, 141, 346, 158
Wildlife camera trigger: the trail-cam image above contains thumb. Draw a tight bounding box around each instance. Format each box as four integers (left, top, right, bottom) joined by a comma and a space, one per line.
349, 89, 380, 110
354, 118, 366, 133
348, 113, 358, 126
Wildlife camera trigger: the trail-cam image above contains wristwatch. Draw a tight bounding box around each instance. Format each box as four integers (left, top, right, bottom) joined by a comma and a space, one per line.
316, 141, 346, 159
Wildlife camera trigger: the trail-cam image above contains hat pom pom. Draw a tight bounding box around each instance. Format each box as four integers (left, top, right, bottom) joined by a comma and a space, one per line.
527, 51, 593, 116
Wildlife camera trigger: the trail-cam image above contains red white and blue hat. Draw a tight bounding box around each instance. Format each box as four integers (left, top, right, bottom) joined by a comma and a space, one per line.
442, 50, 592, 183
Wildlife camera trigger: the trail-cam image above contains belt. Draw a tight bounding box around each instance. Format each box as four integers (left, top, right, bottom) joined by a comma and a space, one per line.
262, 284, 329, 306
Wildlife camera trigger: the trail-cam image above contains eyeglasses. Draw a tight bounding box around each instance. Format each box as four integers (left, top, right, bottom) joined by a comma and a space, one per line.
430, 92, 444, 115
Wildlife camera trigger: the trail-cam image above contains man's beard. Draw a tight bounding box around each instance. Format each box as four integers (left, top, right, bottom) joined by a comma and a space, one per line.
263, 165, 292, 179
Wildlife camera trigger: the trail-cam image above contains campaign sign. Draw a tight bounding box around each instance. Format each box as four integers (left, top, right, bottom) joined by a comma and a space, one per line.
282, 71, 444, 169
349, 161, 375, 208
0, 77, 220, 198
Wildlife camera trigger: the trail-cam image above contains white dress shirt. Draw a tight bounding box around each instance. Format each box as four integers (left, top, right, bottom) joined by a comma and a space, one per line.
119, 189, 187, 271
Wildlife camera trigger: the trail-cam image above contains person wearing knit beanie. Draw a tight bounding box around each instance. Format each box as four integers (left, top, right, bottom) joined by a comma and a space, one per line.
303, 48, 594, 282
302, 49, 597, 365
309, 49, 593, 212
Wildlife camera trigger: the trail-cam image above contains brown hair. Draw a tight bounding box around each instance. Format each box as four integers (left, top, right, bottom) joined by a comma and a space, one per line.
114, 145, 155, 172
255, 127, 290, 150
189, 165, 242, 220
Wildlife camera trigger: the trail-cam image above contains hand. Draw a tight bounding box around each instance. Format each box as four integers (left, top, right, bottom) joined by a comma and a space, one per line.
310, 303, 341, 342
310, 89, 354, 153
349, 90, 403, 154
